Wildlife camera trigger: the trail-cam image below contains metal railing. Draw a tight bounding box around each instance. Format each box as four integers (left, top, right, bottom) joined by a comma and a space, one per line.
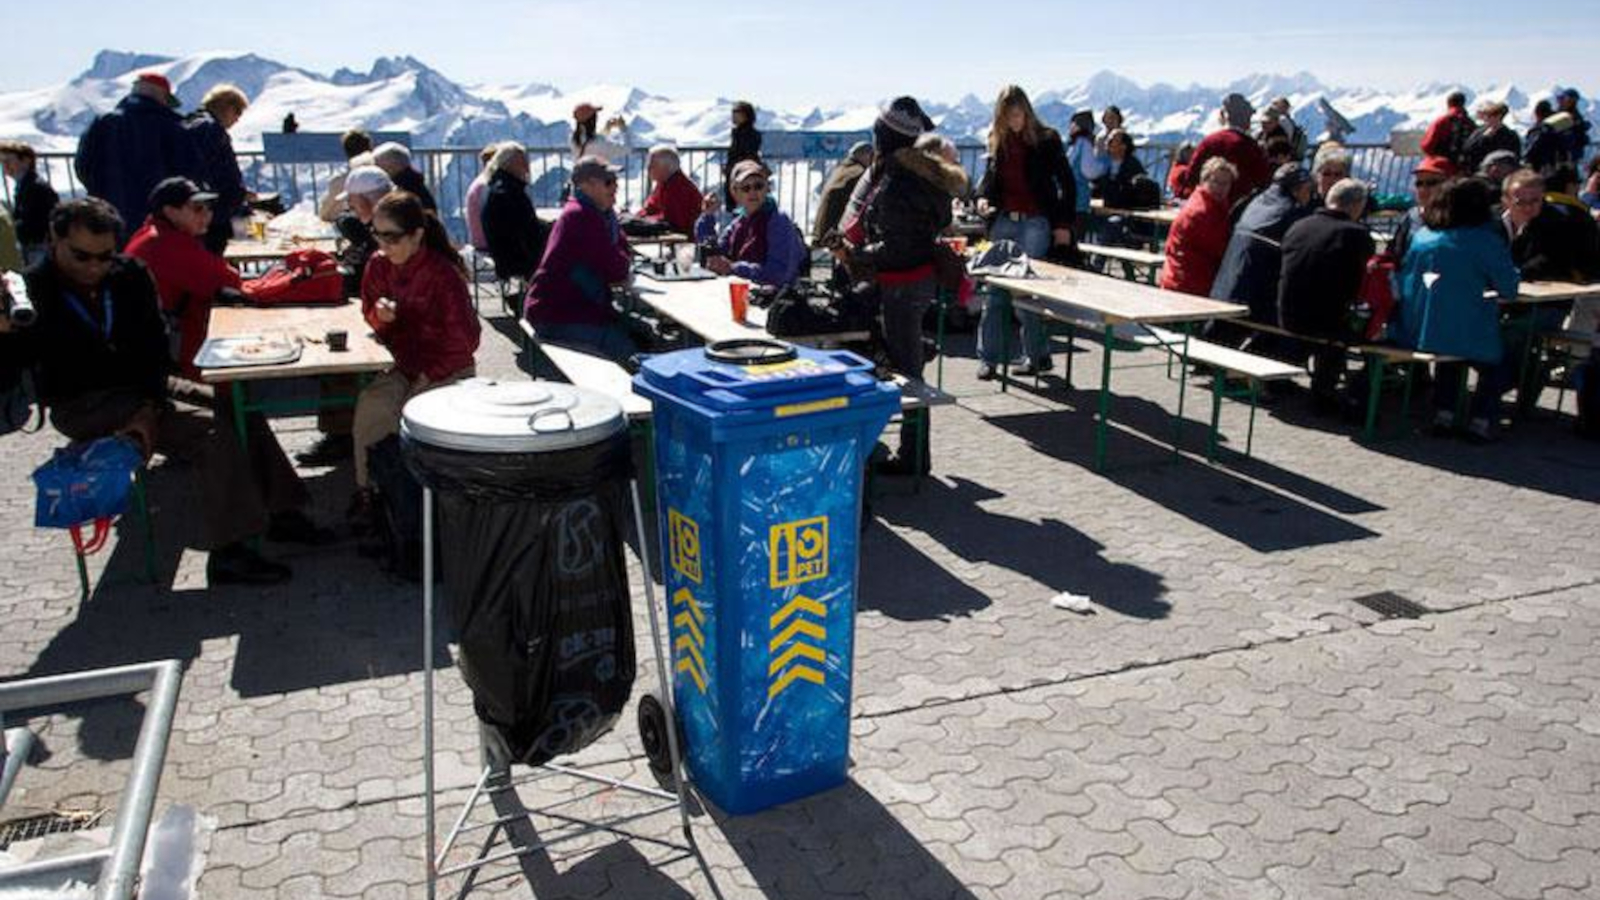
7, 141, 1435, 244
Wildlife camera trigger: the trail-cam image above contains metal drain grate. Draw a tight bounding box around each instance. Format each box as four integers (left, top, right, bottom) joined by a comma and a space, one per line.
0, 809, 105, 850
1350, 591, 1431, 619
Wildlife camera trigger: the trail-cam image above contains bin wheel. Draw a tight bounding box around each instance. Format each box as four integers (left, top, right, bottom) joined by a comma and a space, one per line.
637, 693, 676, 778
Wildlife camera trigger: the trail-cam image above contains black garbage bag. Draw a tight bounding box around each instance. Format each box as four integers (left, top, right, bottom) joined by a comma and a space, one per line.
403, 430, 637, 766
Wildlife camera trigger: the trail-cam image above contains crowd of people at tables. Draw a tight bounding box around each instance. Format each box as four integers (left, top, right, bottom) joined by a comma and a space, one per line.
2, 70, 1598, 585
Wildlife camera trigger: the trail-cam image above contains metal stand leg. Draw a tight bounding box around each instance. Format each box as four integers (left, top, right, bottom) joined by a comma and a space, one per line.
424, 487, 437, 900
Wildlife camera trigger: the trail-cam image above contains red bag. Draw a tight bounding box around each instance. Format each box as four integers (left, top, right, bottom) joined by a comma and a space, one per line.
1355, 254, 1398, 341
242, 248, 345, 306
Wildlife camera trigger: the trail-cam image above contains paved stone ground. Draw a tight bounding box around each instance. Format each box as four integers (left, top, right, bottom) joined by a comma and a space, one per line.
3, 298, 1598, 899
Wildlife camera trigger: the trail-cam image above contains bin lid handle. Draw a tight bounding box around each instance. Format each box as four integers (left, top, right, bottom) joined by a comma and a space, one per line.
525, 407, 575, 434
704, 338, 797, 366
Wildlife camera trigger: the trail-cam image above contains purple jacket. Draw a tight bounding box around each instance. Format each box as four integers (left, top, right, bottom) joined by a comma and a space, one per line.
525, 195, 632, 327
694, 199, 805, 287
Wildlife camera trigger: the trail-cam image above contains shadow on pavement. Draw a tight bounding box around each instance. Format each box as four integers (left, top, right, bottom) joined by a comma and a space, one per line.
876, 476, 1170, 619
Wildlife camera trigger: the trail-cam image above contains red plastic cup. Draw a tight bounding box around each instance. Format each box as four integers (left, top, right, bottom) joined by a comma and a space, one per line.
728, 280, 750, 323
946, 236, 968, 255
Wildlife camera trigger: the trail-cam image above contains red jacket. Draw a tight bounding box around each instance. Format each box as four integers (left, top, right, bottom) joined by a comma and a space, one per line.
1160, 188, 1233, 297
1421, 108, 1472, 163
638, 170, 701, 234
124, 216, 243, 378
1178, 128, 1270, 201
360, 246, 480, 382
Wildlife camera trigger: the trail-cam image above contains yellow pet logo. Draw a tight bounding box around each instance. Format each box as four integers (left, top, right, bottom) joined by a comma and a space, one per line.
669, 509, 702, 584
770, 517, 828, 588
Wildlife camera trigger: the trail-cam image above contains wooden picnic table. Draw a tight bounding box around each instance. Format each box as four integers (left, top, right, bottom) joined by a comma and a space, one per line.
1089, 198, 1181, 227
630, 274, 871, 347
224, 236, 338, 266
980, 259, 1247, 469
200, 301, 392, 446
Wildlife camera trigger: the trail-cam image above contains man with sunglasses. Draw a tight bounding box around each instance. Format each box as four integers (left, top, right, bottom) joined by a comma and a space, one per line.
1388, 156, 1454, 265
524, 155, 636, 363
694, 159, 805, 288
1, 198, 319, 586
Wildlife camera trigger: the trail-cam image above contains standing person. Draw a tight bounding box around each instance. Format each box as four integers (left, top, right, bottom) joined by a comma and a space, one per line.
74, 72, 200, 238
0, 141, 59, 266
1553, 88, 1591, 163
2, 199, 321, 584
1522, 100, 1569, 175
1420, 91, 1475, 170
1167, 142, 1195, 199
350, 192, 480, 512
723, 100, 763, 209
481, 143, 547, 282
371, 143, 435, 212
1462, 100, 1521, 176
694, 160, 806, 289
185, 84, 251, 255
834, 96, 964, 474
1261, 97, 1305, 159
1210, 164, 1315, 324
464, 143, 499, 252
525, 156, 636, 363
812, 142, 874, 243
972, 85, 1076, 379
569, 104, 630, 166
320, 129, 375, 223
636, 145, 702, 235
1161, 158, 1236, 297
1277, 179, 1376, 412
1177, 94, 1270, 202
1066, 111, 1105, 234
1580, 157, 1600, 211
0, 206, 23, 273
1392, 177, 1521, 440
1095, 106, 1124, 158
124, 178, 242, 379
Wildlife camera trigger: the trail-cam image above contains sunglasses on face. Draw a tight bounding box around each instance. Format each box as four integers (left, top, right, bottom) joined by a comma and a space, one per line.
372, 228, 412, 244
66, 245, 116, 264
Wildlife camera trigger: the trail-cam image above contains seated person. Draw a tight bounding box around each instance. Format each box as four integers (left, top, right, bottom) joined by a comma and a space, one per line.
1211, 164, 1314, 324
524, 156, 636, 363
371, 142, 436, 212
481, 142, 546, 281
1, 199, 323, 584
812, 142, 873, 244
1094, 129, 1148, 206
464, 143, 498, 252
334, 166, 395, 291
1277, 179, 1376, 412
1392, 178, 1521, 440
351, 192, 480, 519
635, 145, 701, 235
1160, 157, 1236, 297
319, 129, 374, 223
1478, 150, 1520, 191
694, 160, 805, 289
125, 178, 243, 379
1501, 168, 1600, 283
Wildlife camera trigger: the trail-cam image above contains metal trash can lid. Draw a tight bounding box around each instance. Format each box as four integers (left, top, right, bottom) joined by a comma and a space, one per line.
400, 378, 625, 454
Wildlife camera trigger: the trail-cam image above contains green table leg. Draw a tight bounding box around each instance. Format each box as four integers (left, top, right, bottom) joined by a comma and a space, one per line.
1363, 355, 1386, 440
1514, 311, 1538, 416
1396, 362, 1417, 438
231, 382, 249, 449
1208, 370, 1223, 462
1095, 330, 1115, 471
935, 293, 947, 392
999, 291, 1012, 394
1173, 328, 1191, 457
1065, 324, 1076, 389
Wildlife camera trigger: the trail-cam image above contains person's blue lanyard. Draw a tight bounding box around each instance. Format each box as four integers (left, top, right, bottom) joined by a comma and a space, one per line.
63, 287, 114, 345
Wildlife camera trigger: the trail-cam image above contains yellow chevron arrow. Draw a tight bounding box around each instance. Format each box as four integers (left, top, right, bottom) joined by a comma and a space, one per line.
768, 664, 825, 699
768, 642, 826, 677
769, 595, 827, 630
672, 587, 705, 624
769, 618, 826, 653
674, 634, 706, 672
673, 610, 704, 646
676, 657, 707, 693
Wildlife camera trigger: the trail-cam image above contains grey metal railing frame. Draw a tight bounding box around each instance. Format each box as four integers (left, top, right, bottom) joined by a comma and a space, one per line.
0, 660, 184, 900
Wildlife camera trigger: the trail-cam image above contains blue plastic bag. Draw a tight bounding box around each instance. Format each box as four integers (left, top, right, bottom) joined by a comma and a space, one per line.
33, 436, 144, 533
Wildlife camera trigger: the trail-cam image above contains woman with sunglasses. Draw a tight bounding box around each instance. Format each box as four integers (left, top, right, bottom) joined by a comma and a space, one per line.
350, 191, 480, 510
694, 160, 805, 288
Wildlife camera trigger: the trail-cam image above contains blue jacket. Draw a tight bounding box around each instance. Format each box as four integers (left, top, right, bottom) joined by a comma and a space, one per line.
74, 94, 200, 236
1393, 223, 1521, 364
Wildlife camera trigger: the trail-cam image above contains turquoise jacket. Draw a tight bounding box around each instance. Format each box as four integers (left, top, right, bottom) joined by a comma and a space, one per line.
1392, 223, 1521, 364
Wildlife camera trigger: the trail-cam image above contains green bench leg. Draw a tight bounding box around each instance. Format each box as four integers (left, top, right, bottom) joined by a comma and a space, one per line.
935, 293, 947, 392
75, 546, 90, 601
1363, 355, 1387, 440
1065, 325, 1076, 389
1245, 381, 1259, 458
1395, 361, 1417, 438
1095, 333, 1115, 471
1172, 328, 1191, 457
1208, 370, 1223, 463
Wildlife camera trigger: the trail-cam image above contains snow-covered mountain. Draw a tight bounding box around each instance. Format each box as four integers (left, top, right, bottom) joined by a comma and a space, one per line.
2, 50, 1594, 153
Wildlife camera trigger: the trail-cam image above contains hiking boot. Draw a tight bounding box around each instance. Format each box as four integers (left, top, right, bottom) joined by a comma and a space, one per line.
295, 433, 353, 467
207, 543, 292, 586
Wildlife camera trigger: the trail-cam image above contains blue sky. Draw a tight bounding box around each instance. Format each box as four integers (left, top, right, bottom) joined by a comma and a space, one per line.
3, 0, 1597, 104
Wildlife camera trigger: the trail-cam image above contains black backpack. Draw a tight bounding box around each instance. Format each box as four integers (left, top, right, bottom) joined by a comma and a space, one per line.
0, 363, 40, 437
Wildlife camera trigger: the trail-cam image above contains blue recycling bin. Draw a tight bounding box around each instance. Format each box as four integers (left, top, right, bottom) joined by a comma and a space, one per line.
634, 339, 898, 814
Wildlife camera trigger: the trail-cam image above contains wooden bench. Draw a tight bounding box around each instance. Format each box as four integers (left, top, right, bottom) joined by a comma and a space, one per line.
516, 319, 651, 418
1229, 319, 1464, 439
1535, 329, 1598, 416
1146, 327, 1305, 460
1079, 243, 1165, 285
